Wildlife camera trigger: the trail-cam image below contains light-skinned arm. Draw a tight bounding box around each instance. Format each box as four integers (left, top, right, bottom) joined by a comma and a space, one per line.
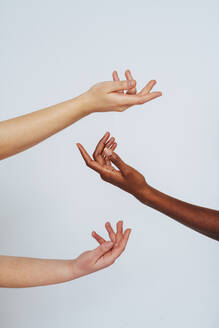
77, 133, 219, 241
0, 70, 161, 160
0, 221, 131, 288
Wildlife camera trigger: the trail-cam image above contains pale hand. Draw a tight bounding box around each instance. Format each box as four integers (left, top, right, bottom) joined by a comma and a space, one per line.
72, 221, 131, 279
82, 69, 162, 113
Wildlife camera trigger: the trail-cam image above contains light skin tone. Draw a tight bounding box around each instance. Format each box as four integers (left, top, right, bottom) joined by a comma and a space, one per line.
0, 70, 161, 160
1, 70, 154, 288
77, 133, 219, 241
0, 221, 131, 288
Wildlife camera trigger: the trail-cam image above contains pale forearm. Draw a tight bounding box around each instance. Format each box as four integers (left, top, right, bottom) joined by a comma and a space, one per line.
136, 186, 219, 240
0, 94, 89, 160
0, 256, 75, 288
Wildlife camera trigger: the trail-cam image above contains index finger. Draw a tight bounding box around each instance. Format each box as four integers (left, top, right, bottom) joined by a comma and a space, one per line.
76, 143, 93, 165
76, 143, 106, 174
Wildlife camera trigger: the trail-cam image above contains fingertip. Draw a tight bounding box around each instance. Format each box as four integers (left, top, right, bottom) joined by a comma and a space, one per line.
92, 231, 96, 237
125, 229, 132, 238
104, 131, 110, 139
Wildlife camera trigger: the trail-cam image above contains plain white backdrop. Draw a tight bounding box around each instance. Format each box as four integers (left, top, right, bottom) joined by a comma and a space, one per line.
0, 0, 219, 327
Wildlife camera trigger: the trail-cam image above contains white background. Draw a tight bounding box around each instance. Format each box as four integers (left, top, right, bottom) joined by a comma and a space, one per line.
0, 0, 218, 327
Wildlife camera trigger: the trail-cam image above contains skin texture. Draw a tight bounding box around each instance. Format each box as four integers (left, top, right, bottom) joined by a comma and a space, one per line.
0, 70, 161, 160
0, 221, 131, 288
77, 133, 219, 241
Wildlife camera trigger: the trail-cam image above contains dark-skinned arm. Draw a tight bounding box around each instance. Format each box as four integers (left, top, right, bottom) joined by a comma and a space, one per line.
77, 133, 219, 241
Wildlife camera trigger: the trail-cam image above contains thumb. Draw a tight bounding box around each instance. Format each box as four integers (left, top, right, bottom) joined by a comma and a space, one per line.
104, 149, 128, 175
108, 80, 136, 92
92, 241, 113, 259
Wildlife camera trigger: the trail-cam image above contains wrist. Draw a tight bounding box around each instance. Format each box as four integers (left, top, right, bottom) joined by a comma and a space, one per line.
73, 91, 96, 116
133, 184, 154, 204
68, 259, 83, 280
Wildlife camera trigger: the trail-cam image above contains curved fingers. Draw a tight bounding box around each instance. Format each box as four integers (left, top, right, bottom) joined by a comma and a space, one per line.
76, 143, 105, 174
111, 228, 131, 260
93, 132, 110, 164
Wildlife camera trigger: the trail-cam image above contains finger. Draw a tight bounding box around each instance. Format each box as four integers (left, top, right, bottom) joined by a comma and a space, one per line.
76, 143, 93, 166
125, 69, 137, 95
112, 71, 124, 94
77, 143, 107, 174
92, 241, 114, 260
138, 80, 157, 96
107, 80, 136, 93
115, 220, 123, 246
112, 70, 120, 82
118, 91, 162, 106
93, 132, 110, 162
92, 231, 106, 245
105, 137, 115, 149
105, 222, 116, 243
104, 150, 128, 175
105, 142, 117, 167
137, 91, 162, 104
112, 228, 131, 259
105, 155, 111, 168
110, 142, 117, 152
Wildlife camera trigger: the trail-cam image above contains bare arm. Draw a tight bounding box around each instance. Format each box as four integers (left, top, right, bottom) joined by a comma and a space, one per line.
0, 221, 131, 288
136, 185, 219, 241
0, 70, 161, 160
77, 133, 219, 241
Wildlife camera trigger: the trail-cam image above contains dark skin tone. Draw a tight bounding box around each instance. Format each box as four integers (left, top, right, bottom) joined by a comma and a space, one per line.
77, 133, 219, 241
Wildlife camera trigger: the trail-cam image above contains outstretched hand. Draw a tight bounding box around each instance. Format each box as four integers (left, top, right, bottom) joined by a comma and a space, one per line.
73, 221, 131, 279
83, 69, 162, 113
77, 132, 148, 197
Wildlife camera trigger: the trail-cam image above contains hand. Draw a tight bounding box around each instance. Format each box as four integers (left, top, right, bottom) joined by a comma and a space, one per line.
83, 69, 162, 113
76, 132, 148, 197
72, 221, 131, 279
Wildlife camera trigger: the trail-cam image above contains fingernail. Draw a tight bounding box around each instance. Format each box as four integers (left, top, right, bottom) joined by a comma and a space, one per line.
104, 148, 112, 156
